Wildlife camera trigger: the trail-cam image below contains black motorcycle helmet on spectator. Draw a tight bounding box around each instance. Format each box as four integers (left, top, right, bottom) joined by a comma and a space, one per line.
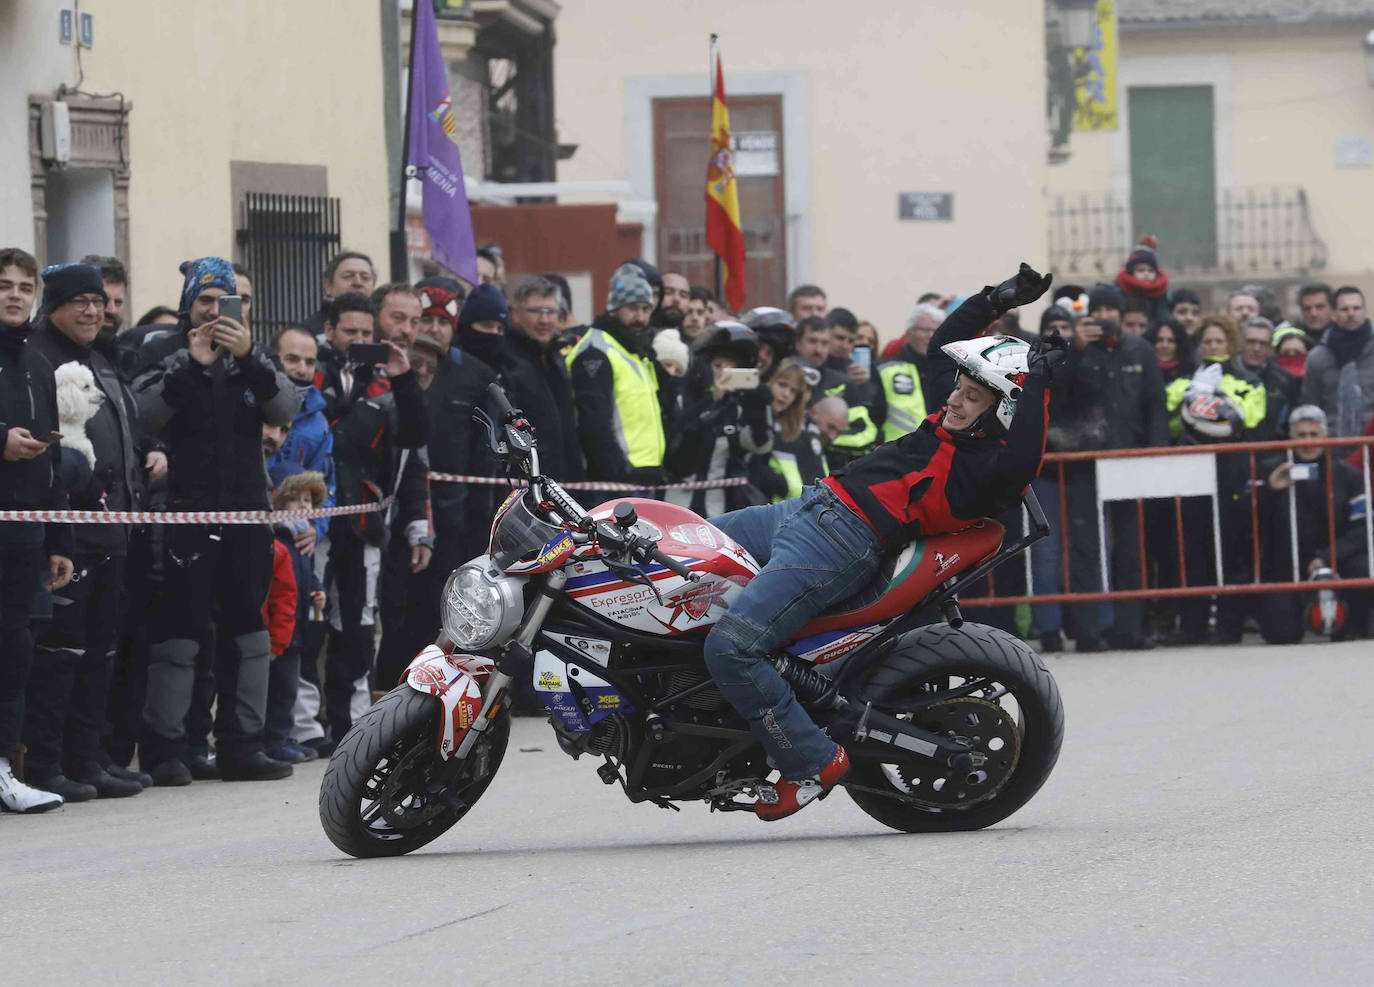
690, 321, 758, 394
740, 306, 796, 364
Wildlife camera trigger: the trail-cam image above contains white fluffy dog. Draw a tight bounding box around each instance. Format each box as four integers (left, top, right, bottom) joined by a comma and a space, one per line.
54, 361, 105, 470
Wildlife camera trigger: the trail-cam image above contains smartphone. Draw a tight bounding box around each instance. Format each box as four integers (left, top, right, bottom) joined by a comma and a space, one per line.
721, 367, 760, 390
852, 345, 872, 373
39, 430, 64, 444
348, 342, 391, 366
217, 295, 243, 323
1290, 463, 1317, 482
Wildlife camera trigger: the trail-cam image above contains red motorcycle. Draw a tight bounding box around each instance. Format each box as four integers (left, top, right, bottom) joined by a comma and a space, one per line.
319, 385, 1063, 857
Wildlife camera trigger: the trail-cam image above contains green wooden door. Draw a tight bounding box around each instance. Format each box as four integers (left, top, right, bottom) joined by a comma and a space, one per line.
1128, 86, 1216, 269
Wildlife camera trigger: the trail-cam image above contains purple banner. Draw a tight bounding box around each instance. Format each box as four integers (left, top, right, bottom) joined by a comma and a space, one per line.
406, 0, 479, 285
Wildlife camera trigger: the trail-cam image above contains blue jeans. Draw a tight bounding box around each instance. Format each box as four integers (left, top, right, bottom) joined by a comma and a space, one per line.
705, 485, 883, 779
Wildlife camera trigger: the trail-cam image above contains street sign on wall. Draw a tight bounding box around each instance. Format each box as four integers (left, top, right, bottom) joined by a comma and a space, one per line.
898, 192, 953, 221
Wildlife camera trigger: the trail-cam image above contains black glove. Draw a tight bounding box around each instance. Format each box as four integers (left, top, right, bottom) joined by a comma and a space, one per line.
984, 263, 1054, 317
1027, 332, 1068, 383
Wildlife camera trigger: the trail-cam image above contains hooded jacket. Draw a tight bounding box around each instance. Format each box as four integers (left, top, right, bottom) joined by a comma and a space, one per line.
131, 318, 300, 510
0, 320, 71, 557
266, 385, 335, 542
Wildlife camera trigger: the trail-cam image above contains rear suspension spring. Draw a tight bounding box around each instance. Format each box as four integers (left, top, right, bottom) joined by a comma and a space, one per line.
771, 653, 832, 703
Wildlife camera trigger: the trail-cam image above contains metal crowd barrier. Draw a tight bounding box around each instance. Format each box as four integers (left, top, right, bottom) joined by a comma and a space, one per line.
962, 435, 1374, 606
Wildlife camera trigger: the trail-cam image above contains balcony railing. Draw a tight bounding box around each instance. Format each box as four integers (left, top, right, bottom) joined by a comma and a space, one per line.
1047, 185, 1328, 281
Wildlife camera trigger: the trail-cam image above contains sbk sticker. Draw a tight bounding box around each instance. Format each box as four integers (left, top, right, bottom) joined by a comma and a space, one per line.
664, 579, 731, 622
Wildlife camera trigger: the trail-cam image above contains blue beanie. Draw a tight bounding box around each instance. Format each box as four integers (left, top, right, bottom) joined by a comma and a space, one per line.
457, 282, 509, 333
178, 257, 236, 313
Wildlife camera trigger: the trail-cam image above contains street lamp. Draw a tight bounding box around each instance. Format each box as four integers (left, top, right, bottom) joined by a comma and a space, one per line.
1058, 0, 1098, 51
1364, 28, 1374, 88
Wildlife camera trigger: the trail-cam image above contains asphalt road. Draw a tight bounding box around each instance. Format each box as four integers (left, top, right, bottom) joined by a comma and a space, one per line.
4, 639, 1372, 985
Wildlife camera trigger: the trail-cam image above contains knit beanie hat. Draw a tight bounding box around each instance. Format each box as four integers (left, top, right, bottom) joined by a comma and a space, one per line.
623, 258, 662, 293
457, 282, 510, 333
416, 276, 466, 330
1088, 282, 1125, 313
652, 328, 689, 372
607, 263, 653, 311
1125, 234, 1159, 273
178, 257, 236, 313
1039, 304, 1074, 333
40, 263, 106, 314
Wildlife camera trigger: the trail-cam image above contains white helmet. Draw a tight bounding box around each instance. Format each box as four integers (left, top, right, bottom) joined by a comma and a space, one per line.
940, 334, 1032, 435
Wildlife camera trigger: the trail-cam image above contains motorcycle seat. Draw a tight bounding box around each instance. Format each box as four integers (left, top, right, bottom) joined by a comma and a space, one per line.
793, 520, 1005, 638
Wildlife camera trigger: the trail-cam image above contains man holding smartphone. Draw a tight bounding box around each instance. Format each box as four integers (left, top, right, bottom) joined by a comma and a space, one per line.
131, 257, 301, 785
0, 248, 75, 812
664, 322, 773, 517
1259, 405, 1373, 642
312, 292, 429, 749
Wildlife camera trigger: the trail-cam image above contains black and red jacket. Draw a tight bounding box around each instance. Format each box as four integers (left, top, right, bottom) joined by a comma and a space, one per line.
823, 292, 1047, 547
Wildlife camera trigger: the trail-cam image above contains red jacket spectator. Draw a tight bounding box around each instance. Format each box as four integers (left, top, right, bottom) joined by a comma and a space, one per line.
262, 539, 298, 658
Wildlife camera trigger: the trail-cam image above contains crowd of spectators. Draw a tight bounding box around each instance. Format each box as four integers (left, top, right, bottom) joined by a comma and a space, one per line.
1, 235, 1371, 813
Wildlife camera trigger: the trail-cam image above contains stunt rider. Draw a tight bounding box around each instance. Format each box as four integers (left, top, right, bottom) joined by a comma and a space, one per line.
703, 264, 1063, 820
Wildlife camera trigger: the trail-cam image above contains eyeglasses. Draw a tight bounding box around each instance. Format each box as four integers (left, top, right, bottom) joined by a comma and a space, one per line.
67, 295, 105, 312
523, 306, 559, 317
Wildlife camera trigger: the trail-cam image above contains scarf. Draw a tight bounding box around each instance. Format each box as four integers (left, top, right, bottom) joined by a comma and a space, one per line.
1157, 358, 1179, 375
1277, 353, 1306, 378
1325, 320, 1371, 368
1116, 267, 1170, 299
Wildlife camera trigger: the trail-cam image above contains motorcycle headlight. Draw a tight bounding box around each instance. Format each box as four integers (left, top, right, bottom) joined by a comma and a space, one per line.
442, 561, 525, 649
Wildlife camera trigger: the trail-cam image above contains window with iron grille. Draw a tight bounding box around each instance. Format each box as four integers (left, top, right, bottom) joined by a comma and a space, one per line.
235, 192, 341, 339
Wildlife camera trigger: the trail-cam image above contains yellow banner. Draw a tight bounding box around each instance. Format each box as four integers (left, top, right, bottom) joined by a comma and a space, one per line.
1073, 0, 1118, 131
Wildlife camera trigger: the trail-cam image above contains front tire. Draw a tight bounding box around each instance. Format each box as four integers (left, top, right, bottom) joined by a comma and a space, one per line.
845, 621, 1063, 833
319, 686, 510, 858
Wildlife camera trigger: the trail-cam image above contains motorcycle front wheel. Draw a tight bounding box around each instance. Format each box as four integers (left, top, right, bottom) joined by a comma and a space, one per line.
318, 686, 510, 858
844, 621, 1063, 833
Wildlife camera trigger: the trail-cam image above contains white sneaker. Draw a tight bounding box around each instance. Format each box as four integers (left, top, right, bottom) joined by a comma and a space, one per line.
0, 757, 65, 814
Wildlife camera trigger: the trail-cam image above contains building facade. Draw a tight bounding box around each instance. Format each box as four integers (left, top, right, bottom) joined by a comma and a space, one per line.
549, 0, 1051, 340
1047, 0, 1374, 306
2, 0, 391, 326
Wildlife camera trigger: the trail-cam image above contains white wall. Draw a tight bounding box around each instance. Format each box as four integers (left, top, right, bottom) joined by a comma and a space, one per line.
0, 0, 78, 252
554, 0, 1050, 343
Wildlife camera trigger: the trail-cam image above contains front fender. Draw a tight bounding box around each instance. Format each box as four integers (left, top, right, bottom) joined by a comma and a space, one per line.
404, 646, 493, 758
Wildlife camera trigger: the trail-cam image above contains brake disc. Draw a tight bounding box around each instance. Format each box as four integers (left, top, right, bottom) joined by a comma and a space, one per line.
377, 739, 453, 830
892, 696, 1022, 809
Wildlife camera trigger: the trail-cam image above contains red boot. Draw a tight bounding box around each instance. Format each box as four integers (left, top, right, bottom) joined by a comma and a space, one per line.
755, 746, 850, 821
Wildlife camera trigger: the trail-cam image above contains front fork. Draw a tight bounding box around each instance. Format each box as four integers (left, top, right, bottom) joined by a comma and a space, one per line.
453, 569, 567, 759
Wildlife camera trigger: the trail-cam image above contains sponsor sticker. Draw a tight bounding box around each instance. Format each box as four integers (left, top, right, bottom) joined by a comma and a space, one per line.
538, 670, 563, 690
934, 550, 961, 575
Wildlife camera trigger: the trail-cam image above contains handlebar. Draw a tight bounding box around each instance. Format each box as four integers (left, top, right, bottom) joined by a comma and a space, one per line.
648, 545, 700, 582
487, 381, 517, 421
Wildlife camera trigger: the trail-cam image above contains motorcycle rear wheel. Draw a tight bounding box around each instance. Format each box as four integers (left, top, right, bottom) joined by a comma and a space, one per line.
319, 686, 509, 858
845, 621, 1063, 833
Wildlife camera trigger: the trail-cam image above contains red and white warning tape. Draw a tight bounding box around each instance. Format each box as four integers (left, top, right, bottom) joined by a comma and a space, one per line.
0, 473, 749, 524
424, 472, 750, 492
0, 499, 392, 526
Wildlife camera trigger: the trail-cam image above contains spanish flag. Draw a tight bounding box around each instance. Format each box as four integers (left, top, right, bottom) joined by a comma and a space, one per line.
705, 44, 747, 312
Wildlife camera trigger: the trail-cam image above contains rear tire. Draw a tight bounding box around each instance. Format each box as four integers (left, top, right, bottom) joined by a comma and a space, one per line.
845, 621, 1063, 833
319, 686, 509, 858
